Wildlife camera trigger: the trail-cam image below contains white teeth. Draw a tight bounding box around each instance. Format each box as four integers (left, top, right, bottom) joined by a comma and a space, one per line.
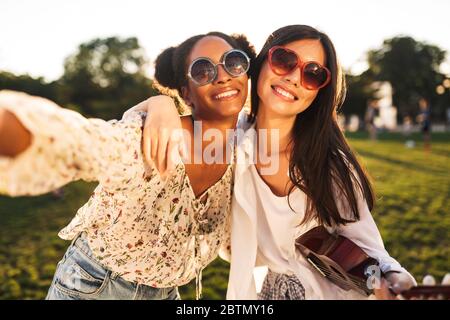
274, 86, 295, 100
214, 90, 238, 99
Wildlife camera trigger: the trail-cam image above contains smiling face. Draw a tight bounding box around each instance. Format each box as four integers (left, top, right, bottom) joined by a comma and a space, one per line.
182, 36, 249, 121
257, 39, 327, 119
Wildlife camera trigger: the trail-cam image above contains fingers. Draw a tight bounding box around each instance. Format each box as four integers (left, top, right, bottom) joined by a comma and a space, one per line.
139, 94, 183, 176
385, 271, 415, 295
178, 140, 187, 161
165, 129, 186, 175
390, 282, 404, 295
144, 125, 184, 177
156, 128, 170, 174
150, 129, 159, 162
374, 278, 398, 300
166, 134, 179, 174
142, 120, 153, 167
175, 129, 188, 161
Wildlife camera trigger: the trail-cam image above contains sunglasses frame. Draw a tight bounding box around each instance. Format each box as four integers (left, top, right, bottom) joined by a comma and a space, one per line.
268, 46, 331, 90
187, 49, 250, 86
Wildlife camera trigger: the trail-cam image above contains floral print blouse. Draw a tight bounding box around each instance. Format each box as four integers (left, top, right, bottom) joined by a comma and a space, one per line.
0, 91, 233, 297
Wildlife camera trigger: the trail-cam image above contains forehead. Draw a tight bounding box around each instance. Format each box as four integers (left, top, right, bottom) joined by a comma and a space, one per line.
188, 36, 233, 64
283, 39, 326, 65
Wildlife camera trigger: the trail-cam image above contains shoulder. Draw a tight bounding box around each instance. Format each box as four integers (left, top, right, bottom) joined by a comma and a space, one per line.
118, 110, 146, 125
108, 111, 146, 137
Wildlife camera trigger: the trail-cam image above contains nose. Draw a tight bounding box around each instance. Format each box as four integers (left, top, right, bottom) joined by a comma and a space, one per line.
283, 67, 300, 88
214, 64, 231, 85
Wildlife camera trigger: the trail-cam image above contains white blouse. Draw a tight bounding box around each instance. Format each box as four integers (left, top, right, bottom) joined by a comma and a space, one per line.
251, 164, 305, 275
0, 90, 233, 294
227, 119, 416, 300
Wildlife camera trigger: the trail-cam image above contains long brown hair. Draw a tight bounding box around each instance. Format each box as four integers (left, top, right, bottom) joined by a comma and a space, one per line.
249, 25, 374, 226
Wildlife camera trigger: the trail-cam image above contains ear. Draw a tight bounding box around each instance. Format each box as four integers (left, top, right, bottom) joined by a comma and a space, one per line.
181, 86, 193, 107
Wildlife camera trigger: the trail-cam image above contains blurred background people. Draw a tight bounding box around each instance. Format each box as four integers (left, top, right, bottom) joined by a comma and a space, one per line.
365, 99, 379, 141
417, 98, 431, 151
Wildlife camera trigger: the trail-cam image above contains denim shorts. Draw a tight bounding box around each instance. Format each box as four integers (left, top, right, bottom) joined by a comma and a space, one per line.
46, 233, 180, 300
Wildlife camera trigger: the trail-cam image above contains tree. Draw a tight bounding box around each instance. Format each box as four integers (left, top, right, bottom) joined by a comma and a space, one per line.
59, 37, 158, 119
0, 71, 61, 104
342, 73, 378, 118
366, 36, 450, 121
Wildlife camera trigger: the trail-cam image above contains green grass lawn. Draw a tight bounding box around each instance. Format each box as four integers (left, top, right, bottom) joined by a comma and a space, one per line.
0, 132, 449, 299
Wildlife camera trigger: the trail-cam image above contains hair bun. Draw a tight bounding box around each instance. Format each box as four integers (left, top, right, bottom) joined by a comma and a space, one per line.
231, 34, 256, 61
154, 46, 177, 89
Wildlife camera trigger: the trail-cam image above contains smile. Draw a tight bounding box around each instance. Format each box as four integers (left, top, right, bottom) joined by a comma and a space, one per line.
271, 85, 298, 101
213, 89, 239, 101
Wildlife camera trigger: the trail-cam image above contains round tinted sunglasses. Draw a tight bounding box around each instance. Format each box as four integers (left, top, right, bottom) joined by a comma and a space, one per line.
187, 49, 250, 86
268, 46, 331, 90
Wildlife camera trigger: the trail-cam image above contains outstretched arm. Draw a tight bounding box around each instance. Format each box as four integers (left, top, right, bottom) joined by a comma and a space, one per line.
0, 90, 149, 196
0, 108, 32, 157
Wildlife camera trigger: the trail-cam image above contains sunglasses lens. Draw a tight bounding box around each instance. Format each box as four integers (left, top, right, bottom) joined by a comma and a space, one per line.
224, 51, 249, 76
270, 48, 298, 75
303, 62, 329, 89
190, 59, 216, 85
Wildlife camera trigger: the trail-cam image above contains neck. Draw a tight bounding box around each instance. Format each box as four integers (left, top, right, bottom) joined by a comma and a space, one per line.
255, 104, 297, 153
187, 110, 239, 165
191, 109, 238, 134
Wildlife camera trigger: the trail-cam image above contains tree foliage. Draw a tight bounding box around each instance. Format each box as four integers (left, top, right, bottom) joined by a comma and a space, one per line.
0, 37, 158, 120
365, 36, 450, 120
342, 73, 378, 118
60, 37, 158, 119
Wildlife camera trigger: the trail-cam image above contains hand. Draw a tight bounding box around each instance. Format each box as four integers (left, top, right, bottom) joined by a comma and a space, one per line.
0, 108, 32, 157
374, 271, 416, 300
141, 95, 186, 177
373, 277, 398, 300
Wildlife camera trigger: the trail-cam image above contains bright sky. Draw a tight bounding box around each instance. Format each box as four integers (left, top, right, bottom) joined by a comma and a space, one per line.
1, 0, 450, 81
